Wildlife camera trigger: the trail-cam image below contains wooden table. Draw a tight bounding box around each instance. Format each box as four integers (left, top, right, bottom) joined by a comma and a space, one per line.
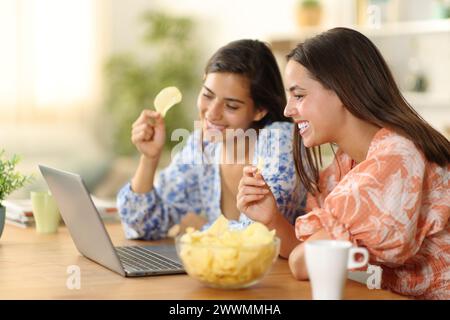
0, 223, 406, 300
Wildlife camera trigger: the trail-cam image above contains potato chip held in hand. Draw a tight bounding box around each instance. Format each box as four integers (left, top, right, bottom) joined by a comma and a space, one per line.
154, 86, 182, 117
256, 157, 265, 174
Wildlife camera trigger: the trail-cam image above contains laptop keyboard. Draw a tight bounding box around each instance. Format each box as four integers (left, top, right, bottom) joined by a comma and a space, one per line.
115, 246, 183, 273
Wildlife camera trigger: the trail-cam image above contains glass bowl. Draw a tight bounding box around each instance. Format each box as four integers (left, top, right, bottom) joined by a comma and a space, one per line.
175, 235, 280, 289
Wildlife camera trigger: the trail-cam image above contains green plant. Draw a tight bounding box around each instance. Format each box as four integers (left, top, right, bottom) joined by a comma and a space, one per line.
99, 11, 201, 156
0, 150, 32, 205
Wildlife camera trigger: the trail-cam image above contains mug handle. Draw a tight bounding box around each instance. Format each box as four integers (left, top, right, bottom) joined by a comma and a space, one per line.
347, 247, 369, 269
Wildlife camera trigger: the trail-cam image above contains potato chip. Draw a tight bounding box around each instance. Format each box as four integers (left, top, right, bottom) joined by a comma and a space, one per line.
154, 86, 182, 117
256, 157, 264, 174
242, 222, 275, 246
177, 215, 279, 289
205, 215, 229, 236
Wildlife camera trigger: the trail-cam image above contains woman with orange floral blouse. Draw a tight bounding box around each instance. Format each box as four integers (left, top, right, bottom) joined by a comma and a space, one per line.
237, 28, 449, 299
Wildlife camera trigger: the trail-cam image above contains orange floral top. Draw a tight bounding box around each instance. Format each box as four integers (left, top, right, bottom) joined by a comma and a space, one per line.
295, 128, 449, 299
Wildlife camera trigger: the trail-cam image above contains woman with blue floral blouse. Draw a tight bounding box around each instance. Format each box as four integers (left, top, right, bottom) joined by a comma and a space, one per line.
117, 39, 306, 253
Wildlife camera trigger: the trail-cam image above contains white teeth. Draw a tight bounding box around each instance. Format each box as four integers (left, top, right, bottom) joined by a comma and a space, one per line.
207, 121, 225, 130
297, 122, 310, 134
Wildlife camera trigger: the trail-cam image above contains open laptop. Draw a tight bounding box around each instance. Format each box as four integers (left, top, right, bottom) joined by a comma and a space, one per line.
39, 165, 185, 277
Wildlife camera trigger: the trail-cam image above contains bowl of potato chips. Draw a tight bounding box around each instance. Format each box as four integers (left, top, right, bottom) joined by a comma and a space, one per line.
175, 215, 280, 289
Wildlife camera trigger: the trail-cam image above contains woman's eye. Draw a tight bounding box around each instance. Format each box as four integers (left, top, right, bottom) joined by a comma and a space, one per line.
202, 93, 213, 99
294, 95, 304, 101
226, 104, 239, 110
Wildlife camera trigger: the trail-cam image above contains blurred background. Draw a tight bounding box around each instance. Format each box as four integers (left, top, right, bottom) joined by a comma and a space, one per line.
1, 0, 449, 201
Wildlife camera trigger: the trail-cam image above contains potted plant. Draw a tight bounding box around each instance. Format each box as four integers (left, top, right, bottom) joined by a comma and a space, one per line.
296, 0, 323, 27
0, 150, 32, 238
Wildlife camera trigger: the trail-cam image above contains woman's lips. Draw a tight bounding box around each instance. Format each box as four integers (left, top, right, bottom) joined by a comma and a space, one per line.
205, 120, 226, 131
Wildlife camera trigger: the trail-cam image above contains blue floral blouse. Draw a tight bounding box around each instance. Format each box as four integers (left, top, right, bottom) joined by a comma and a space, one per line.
117, 121, 307, 240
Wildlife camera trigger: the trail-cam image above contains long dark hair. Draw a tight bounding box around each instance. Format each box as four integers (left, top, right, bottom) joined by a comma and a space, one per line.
205, 39, 290, 128
287, 27, 450, 194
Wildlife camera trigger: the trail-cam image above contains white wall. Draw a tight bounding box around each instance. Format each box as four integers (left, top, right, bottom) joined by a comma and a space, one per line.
108, 0, 400, 56
107, 0, 302, 58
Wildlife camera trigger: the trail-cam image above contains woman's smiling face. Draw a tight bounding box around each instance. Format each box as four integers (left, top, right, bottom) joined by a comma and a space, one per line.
197, 72, 266, 141
283, 60, 346, 147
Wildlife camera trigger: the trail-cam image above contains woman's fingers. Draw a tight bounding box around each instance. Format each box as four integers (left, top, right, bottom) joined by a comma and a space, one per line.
237, 194, 265, 209
238, 175, 266, 189
242, 165, 266, 182
132, 110, 161, 128
239, 186, 269, 196
131, 130, 146, 144
132, 122, 152, 135
131, 123, 154, 144
132, 123, 154, 138
243, 165, 257, 176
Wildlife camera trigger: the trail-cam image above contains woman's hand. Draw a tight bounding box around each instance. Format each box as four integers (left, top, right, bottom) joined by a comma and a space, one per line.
131, 110, 166, 160
237, 165, 279, 226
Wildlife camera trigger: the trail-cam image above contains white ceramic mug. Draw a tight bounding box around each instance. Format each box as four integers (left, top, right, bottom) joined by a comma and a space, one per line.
305, 240, 369, 300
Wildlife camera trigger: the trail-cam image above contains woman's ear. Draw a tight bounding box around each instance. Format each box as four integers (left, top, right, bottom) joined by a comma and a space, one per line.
253, 107, 268, 122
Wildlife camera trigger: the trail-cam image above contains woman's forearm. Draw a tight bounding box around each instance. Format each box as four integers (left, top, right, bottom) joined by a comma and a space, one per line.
267, 213, 301, 258
288, 242, 308, 280
288, 228, 333, 280
131, 155, 160, 193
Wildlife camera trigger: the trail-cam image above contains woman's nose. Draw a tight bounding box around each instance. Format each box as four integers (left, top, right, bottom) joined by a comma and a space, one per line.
284, 100, 298, 118
205, 100, 222, 120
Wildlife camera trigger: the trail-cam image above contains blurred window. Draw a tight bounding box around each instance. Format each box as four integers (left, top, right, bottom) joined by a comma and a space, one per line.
0, 0, 103, 121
